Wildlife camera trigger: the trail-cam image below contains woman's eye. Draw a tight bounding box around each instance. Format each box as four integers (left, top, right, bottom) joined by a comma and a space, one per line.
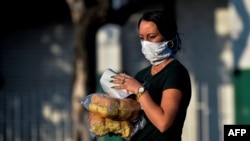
139, 37, 144, 40
149, 36, 156, 39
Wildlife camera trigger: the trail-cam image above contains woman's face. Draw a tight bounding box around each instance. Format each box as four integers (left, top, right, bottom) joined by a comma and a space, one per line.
139, 20, 165, 43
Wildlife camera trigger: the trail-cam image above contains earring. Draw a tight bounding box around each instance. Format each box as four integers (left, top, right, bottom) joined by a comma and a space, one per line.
168, 40, 174, 48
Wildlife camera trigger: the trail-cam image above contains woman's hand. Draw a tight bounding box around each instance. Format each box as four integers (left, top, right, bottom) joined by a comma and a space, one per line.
111, 73, 142, 94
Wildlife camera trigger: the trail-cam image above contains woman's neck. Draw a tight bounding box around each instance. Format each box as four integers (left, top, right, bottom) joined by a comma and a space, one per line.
151, 58, 174, 75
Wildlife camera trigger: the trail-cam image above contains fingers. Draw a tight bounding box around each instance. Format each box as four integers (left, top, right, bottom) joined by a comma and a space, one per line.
110, 72, 130, 89
110, 72, 142, 94
111, 73, 129, 84
122, 74, 126, 84
111, 83, 126, 89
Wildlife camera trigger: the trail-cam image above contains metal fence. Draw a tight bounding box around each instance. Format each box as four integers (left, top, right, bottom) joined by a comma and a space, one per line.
0, 23, 74, 141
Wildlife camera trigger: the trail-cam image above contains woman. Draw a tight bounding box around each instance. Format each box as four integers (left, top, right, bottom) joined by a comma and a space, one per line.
111, 10, 191, 141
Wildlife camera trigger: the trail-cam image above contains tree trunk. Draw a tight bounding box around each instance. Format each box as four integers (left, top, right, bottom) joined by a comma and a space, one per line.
66, 0, 110, 140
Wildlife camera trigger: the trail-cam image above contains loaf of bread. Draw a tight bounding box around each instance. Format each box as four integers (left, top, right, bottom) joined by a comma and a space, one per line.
118, 98, 141, 121
88, 112, 133, 138
89, 94, 120, 118
88, 94, 140, 121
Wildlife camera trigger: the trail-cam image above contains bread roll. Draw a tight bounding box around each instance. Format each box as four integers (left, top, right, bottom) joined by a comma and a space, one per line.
88, 94, 119, 118
88, 112, 108, 136
88, 112, 132, 138
118, 98, 141, 121
88, 94, 140, 121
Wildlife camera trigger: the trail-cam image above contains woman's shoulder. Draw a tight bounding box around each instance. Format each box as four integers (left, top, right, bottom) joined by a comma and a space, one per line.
162, 60, 190, 80
168, 60, 189, 72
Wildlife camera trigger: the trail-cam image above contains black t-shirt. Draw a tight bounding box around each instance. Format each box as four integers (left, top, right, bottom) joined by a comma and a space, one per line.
130, 60, 191, 141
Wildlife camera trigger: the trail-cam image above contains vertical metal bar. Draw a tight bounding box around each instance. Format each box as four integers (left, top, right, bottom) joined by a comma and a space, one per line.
201, 82, 209, 141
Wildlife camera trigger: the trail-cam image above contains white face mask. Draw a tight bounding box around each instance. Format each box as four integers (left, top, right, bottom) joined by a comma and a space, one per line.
141, 40, 174, 65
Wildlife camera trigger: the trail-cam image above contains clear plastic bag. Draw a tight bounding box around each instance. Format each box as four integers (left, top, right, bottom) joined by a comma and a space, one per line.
80, 93, 147, 140
87, 112, 133, 139
84, 111, 147, 141
80, 93, 141, 121
80, 68, 148, 140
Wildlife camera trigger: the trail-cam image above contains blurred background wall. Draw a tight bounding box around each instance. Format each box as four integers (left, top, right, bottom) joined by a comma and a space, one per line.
0, 0, 250, 141
0, 1, 74, 141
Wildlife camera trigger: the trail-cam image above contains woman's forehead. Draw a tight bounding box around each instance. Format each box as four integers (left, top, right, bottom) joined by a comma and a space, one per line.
139, 21, 159, 34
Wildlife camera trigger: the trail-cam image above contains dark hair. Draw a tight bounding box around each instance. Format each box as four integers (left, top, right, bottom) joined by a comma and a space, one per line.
138, 10, 181, 52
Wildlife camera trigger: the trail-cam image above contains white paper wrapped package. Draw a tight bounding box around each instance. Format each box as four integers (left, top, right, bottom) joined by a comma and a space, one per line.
100, 68, 129, 99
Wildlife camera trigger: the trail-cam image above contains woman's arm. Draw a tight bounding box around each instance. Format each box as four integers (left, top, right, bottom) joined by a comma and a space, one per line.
111, 73, 182, 132
138, 89, 182, 132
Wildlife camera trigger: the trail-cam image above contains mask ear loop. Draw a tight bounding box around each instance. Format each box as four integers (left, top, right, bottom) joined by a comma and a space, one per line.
167, 40, 175, 49
167, 35, 180, 52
